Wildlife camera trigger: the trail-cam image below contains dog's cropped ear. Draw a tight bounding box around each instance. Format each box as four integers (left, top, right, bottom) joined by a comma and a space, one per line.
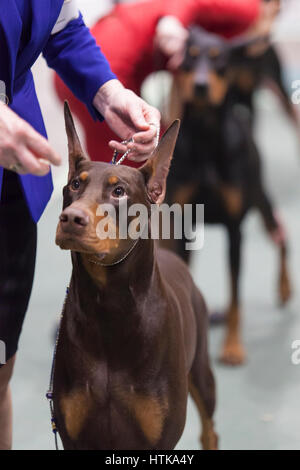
64, 101, 88, 178
140, 120, 180, 204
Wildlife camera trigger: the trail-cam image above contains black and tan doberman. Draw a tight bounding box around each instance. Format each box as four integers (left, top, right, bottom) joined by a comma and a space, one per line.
165, 26, 292, 366
52, 102, 218, 450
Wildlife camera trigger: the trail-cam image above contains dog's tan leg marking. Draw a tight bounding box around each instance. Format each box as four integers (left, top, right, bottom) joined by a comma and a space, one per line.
60, 389, 91, 441
220, 302, 246, 366
188, 378, 218, 450
220, 185, 243, 218
279, 245, 292, 305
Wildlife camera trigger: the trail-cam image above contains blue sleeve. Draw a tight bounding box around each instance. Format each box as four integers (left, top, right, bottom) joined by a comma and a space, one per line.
42, 12, 117, 121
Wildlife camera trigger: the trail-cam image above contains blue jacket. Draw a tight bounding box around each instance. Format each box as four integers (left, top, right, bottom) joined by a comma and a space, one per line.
0, 0, 115, 222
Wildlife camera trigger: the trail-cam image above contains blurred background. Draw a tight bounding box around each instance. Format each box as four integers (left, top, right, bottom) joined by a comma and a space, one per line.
11, 0, 300, 449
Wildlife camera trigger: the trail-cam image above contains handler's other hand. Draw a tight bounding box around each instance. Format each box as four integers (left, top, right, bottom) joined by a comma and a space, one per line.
93, 79, 161, 162
248, 0, 280, 37
0, 102, 61, 175
155, 16, 188, 70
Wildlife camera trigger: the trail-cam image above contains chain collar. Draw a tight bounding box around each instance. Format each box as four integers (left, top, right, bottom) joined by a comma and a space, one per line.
87, 237, 140, 267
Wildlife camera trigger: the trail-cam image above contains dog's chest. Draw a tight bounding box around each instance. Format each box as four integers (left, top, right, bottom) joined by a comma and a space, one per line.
55, 298, 177, 448
57, 369, 170, 449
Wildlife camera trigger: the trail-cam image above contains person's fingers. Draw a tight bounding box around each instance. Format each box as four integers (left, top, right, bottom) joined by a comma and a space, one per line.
108, 140, 129, 154
17, 147, 51, 176
0, 153, 23, 173
127, 142, 156, 158
0, 146, 33, 175
143, 106, 161, 127
1, 145, 50, 176
167, 50, 185, 71
24, 125, 61, 166
159, 36, 185, 57
126, 95, 160, 131
127, 153, 150, 163
109, 140, 155, 162
126, 102, 150, 131
132, 126, 158, 144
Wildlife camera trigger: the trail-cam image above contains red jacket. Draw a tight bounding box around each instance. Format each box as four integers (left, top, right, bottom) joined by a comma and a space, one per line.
91, 0, 260, 91
114, 0, 260, 37
55, 0, 260, 163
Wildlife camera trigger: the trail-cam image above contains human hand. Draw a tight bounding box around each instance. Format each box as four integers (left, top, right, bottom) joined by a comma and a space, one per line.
155, 16, 188, 70
0, 102, 61, 175
248, 0, 280, 37
93, 80, 161, 162
241, 1, 280, 57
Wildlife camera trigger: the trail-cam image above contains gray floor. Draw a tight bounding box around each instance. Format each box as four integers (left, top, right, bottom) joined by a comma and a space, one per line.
9, 2, 300, 449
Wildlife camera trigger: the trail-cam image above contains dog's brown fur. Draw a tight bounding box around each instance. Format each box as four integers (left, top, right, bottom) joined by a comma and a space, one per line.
53, 103, 218, 450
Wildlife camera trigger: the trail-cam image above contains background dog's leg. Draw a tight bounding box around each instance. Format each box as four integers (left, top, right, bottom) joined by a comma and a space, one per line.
255, 190, 292, 305
220, 226, 245, 366
278, 243, 291, 305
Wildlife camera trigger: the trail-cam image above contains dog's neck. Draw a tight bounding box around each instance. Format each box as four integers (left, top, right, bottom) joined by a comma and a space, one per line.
69, 237, 156, 315
65, 238, 162, 362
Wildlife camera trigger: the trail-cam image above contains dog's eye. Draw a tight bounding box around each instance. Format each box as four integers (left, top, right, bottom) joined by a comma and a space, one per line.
112, 186, 125, 198
71, 179, 80, 190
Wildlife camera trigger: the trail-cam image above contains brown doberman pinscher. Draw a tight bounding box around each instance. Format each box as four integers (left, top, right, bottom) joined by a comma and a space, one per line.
53, 102, 218, 450
165, 26, 292, 366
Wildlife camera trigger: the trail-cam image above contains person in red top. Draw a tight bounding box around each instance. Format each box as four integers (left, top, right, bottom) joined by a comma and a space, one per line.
55, 0, 260, 165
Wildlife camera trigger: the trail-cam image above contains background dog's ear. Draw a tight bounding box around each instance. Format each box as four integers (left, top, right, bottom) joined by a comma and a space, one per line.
140, 120, 180, 204
64, 101, 88, 178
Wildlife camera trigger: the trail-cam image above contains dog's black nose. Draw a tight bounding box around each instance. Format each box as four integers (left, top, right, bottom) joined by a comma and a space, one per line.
60, 207, 89, 231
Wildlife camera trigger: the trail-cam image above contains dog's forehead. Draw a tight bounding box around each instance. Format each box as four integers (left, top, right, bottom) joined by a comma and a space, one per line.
77, 160, 142, 185
189, 27, 226, 52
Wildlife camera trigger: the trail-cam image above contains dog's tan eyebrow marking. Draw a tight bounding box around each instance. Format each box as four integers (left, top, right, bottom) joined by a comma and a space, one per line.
79, 171, 89, 181
108, 175, 119, 185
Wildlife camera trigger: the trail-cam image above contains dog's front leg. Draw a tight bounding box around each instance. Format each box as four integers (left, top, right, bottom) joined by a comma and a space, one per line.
220, 225, 245, 366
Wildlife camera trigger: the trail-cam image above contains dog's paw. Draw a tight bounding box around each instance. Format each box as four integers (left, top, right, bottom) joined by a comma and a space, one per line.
219, 340, 246, 366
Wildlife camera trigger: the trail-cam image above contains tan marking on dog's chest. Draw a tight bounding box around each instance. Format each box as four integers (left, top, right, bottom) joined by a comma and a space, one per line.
134, 395, 168, 445
60, 389, 91, 440
117, 389, 169, 446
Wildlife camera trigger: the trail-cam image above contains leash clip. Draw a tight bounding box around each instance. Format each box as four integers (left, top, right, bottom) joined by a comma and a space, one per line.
111, 123, 160, 165
111, 138, 133, 165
